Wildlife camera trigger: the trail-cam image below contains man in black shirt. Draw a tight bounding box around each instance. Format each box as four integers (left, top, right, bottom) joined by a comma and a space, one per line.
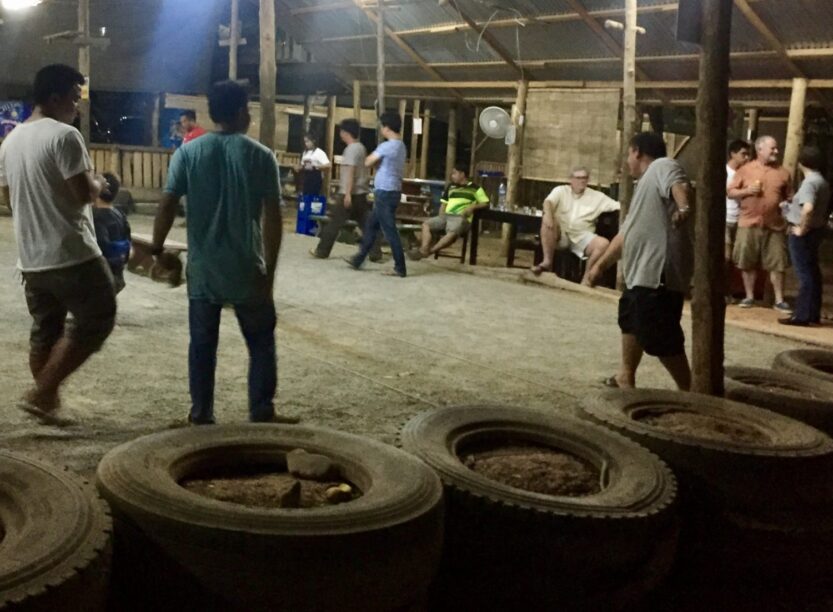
93, 173, 131, 293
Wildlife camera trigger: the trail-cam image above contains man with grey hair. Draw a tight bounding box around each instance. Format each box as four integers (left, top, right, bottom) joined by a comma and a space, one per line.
727, 135, 793, 313
532, 165, 620, 285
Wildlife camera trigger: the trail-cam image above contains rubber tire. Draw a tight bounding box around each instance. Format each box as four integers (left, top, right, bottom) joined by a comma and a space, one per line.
96, 424, 443, 612
582, 389, 833, 514
399, 405, 679, 610
773, 349, 833, 385
725, 365, 833, 436
0, 452, 112, 611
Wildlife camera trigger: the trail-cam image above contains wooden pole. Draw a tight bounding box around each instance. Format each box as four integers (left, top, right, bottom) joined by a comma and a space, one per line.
353, 80, 361, 120
151, 93, 161, 147
324, 95, 336, 197
504, 81, 528, 255
746, 108, 760, 141
445, 107, 457, 179
410, 99, 421, 178
691, 0, 733, 396
618, 0, 638, 218
397, 99, 407, 130
259, 0, 277, 150
470, 106, 480, 177
782, 78, 808, 180
376, 0, 386, 141
229, 0, 240, 80
303, 96, 312, 135
78, 0, 90, 143
420, 107, 432, 179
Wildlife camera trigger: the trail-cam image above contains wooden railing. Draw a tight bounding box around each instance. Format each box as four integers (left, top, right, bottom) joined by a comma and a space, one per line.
90, 145, 173, 197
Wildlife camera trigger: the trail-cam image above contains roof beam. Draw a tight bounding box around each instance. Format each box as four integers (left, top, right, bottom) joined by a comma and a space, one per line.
447, 0, 524, 77
360, 79, 833, 90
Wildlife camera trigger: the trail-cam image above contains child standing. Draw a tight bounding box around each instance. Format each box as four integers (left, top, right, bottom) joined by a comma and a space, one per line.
93, 172, 131, 293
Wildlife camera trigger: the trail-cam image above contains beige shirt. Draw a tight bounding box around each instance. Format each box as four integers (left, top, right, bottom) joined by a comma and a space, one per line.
545, 185, 620, 243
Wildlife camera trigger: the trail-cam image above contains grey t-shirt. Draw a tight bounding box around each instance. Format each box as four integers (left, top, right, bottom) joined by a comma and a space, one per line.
622, 157, 692, 293
339, 142, 368, 195
787, 170, 830, 229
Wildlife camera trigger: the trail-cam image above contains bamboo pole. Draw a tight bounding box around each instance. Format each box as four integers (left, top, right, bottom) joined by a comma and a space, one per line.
229, 0, 240, 80
747, 108, 760, 140
503, 81, 529, 255
410, 100, 421, 178
303, 96, 312, 135
445, 107, 457, 179
151, 94, 161, 148
259, 0, 277, 150
376, 0, 386, 122
324, 96, 337, 196
398, 99, 407, 129
420, 107, 431, 179
691, 0, 733, 396
353, 80, 361, 120
470, 106, 480, 177
618, 0, 638, 219
782, 78, 808, 181
78, 0, 90, 143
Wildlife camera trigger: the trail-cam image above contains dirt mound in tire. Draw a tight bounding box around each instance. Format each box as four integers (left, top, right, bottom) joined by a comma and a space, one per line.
462, 444, 600, 497
635, 408, 771, 445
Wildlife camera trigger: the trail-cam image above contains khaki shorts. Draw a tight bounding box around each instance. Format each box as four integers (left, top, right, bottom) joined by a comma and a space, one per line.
426, 215, 470, 237
725, 222, 738, 246
23, 256, 117, 355
733, 226, 789, 272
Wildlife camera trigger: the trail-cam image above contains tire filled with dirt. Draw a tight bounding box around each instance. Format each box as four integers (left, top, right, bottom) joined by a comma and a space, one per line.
399, 405, 679, 610
96, 424, 443, 612
773, 349, 833, 385
0, 452, 112, 611
725, 365, 833, 435
582, 389, 833, 583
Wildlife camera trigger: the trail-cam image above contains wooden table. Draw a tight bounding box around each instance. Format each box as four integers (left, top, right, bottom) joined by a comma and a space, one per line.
469, 208, 543, 267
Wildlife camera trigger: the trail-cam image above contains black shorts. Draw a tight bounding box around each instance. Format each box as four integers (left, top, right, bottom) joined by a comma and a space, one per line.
618, 286, 685, 357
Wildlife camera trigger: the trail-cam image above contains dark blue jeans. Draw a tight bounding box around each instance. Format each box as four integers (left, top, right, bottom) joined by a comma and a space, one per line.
788, 229, 824, 323
189, 299, 277, 423
353, 189, 407, 276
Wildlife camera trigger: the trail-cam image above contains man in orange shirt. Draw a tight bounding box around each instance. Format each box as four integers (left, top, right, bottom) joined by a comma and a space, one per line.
727, 135, 794, 313
179, 110, 207, 145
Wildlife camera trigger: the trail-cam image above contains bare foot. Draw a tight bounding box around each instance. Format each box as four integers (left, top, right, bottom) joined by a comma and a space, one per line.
530, 263, 552, 276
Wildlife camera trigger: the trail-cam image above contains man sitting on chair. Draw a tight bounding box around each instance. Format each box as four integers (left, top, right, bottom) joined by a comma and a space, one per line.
531, 166, 620, 285
409, 163, 490, 260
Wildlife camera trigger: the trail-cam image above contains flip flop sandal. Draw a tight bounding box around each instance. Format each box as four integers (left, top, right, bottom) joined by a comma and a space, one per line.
17, 401, 76, 427
530, 264, 551, 276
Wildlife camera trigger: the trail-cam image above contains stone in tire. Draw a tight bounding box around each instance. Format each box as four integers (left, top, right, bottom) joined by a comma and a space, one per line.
582, 389, 833, 583
0, 452, 112, 611
399, 405, 678, 610
96, 424, 443, 612
725, 365, 833, 436
773, 349, 833, 385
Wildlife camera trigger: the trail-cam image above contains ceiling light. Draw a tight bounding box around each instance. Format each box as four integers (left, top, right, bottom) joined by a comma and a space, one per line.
1, 0, 43, 10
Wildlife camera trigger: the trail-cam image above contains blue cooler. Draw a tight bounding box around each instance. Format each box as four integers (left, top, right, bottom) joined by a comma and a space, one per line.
295, 195, 327, 236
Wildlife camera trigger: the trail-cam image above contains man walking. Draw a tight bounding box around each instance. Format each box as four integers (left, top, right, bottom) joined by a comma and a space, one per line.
587, 132, 693, 390
727, 135, 793, 313
781, 146, 830, 326
311, 118, 380, 261
152, 81, 294, 425
345, 111, 408, 277
0, 64, 116, 425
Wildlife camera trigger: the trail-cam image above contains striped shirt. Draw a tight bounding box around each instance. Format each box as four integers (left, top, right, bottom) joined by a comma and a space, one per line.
442, 181, 490, 215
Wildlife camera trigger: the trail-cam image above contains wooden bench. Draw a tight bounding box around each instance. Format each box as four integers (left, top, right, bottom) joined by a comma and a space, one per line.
128, 232, 187, 287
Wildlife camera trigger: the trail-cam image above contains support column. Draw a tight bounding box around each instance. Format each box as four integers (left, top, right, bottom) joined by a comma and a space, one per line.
445, 107, 457, 179
229, 0, 240, 80
617, 0, 638, 219
470, 106, 480, 177
410, 100, 421, 178
375, 0, 386, 145
398, 99, 407, 131
259, 0, 277, 150
302, 96, 312, 135
504, 81, 529, 255
353, 80, 361, 121
78, 0, 90, 143
151, 93, 161, 147
324, 95, 336, 197
420, 107, 432, 179
691, 0, 733, 396
783, 78, 808, 181
746, 108, 760, 141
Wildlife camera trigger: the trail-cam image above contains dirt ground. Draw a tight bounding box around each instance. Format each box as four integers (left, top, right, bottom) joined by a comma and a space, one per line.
0, 212, 818, 480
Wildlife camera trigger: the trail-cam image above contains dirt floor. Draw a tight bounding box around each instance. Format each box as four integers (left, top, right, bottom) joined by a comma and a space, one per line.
0, 212, 821, 479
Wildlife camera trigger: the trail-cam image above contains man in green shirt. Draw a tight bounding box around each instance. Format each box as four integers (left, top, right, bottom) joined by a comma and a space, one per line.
409, 163, 490, 260
151, 80, 294, 425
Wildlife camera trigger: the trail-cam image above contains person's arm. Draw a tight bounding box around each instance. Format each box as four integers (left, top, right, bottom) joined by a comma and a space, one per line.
341, 164, 354, 207
152, 193, 179, 253
541, 189, 560, 230
601, 193, 621, 213
365, 152, 381, 168
315, 149, 331, 170
670, 181, 692, 228
793, 201, 815, 236
65, 171, 105, 209
586, 232, 624, 287
470, 186, 491, 212
727, 171, 757, 199
262, 194, 283, 298
93, 213, 112, 253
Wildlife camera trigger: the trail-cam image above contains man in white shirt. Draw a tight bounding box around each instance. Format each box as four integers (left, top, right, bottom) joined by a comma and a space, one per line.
725, 139, 750, 262
0, 64, 115, 425
531, 166, 620, 285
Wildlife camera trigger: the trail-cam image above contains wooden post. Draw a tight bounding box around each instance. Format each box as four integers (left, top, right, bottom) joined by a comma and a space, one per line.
324, 95, 336, 196
229, 0, 240, 80
691, 0, 733, 396
782, 78, 808, 180
353, 80, 361, 121
618, 0, 638, 218
259, 0, 277, 150
445, 107, 457, 180
303, 96, 312, 135
151, 94, 161, 148
410, 100, 421, 178
78, 0, 90, 143
747, 108, 760, 141
376, 0, 386, 124
420, 107, 432, 179
397, 99, 407, 130
504, 81, 528, 255
470, 106, 480, 177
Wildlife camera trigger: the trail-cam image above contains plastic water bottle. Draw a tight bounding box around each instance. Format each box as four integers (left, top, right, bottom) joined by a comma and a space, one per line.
498, 182, 507, 210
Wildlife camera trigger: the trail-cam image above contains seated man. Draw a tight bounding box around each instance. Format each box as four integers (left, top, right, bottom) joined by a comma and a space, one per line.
531, 166, 620, 285
409, 163, 489, 260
